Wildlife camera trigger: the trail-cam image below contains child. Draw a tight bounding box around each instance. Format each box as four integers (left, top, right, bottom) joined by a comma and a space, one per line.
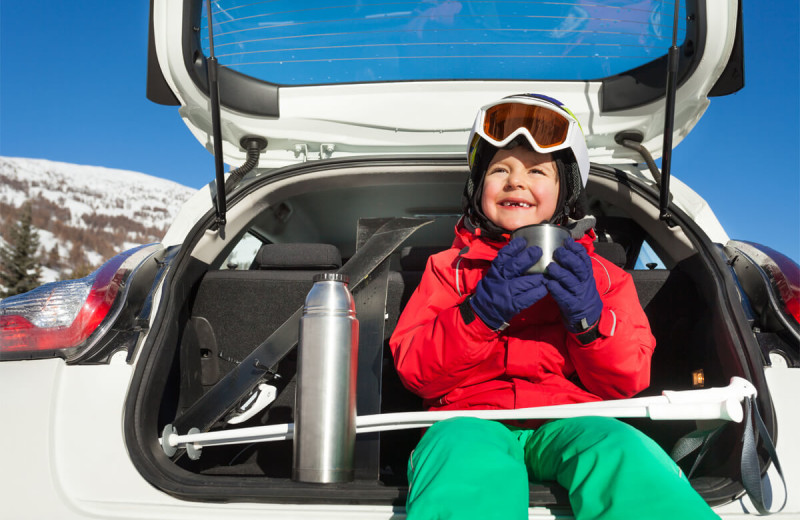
389, 94, 719, 519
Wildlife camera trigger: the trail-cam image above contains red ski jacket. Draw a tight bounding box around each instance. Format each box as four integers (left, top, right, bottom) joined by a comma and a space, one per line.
389, 221, 655, 411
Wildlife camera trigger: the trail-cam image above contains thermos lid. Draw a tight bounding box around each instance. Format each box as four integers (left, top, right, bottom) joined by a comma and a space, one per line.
313, 272, 349, 284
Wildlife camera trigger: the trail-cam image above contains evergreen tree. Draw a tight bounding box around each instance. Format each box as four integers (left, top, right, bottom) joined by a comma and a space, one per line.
47, 244, 61, 269
0, 202, 42, 297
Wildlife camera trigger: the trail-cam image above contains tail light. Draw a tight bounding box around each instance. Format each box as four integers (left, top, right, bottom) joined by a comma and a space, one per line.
745, 242, 800, 325
728, 240, 800, 333
0, 244, 160, 360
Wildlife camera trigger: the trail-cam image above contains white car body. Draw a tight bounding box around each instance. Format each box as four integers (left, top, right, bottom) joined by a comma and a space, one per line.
2, 0, 798, 518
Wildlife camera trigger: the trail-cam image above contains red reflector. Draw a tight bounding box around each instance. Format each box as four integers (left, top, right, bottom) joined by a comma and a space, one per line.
0, 309, 103, 353
0, 315, 35, 351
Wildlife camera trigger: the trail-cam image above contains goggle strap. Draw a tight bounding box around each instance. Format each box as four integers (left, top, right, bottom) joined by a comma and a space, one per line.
558, 105, 584, 134
468, 134, 482, 169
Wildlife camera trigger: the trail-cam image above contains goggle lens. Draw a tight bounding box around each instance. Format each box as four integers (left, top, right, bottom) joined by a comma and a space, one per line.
483, 103, 571, 148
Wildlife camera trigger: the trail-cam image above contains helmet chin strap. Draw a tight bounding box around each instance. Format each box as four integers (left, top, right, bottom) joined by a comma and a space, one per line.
547, 154, 571, 225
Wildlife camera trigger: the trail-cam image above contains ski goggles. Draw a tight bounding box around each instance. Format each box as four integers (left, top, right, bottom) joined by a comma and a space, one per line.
469, 94, 584, 170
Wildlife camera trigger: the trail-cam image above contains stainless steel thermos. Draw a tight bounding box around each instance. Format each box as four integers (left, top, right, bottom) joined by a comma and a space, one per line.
510, 223, 571, 274
293, 272, 359, 483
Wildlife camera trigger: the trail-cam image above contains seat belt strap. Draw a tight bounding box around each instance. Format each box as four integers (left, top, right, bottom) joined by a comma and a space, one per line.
352, 218, 394, 480
669, 422, 725, 479
670, 395, 787, 514
741, 396, 786, 515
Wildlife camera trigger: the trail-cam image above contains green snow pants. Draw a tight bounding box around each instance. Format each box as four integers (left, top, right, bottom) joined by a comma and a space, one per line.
405, 416, 719, 520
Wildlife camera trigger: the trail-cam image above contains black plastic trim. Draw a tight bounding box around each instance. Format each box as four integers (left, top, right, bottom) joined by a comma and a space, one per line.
147, 0, 180, 106
600, 0, 704, 112
183, 1, 279, 117
709, 0, 745, 97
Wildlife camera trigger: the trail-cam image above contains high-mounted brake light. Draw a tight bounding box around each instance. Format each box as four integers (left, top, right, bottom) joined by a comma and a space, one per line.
0, 245, 158, 359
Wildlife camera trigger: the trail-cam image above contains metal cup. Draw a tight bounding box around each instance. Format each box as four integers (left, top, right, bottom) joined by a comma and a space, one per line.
511, 223, 571, 274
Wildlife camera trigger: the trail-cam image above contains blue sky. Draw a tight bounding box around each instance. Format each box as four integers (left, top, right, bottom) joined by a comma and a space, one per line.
1, 1, 798, 263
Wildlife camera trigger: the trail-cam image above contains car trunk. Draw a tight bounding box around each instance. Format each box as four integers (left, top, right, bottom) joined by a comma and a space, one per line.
124, 156, 773, 509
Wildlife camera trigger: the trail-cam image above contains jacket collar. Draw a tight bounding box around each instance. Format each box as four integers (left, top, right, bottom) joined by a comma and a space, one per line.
452, 216, 597, 262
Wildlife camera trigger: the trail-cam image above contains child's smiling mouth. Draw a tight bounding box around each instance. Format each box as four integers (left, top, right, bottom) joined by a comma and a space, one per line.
499, 200, 533, 208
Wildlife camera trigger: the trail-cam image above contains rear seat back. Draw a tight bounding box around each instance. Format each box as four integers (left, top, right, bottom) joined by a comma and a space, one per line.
188, 243, 342, 390
630, 268, 701, 392
594, 241, 627, 268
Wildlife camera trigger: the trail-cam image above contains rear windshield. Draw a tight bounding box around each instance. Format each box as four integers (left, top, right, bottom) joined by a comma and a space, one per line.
201, 0, 687, 86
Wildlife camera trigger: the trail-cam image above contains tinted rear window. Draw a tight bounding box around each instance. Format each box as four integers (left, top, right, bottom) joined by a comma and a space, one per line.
201, 0, 686, 86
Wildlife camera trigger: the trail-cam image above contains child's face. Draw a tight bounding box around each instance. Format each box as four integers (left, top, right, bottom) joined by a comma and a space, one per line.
480, 147, 559, 231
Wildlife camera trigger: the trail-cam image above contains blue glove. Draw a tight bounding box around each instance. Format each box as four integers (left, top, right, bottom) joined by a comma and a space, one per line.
545, 238, 603, 333
470, 238, 549, 330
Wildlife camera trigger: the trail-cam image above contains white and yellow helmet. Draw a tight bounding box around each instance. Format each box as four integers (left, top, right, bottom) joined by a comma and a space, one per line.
463, 93, 590, 233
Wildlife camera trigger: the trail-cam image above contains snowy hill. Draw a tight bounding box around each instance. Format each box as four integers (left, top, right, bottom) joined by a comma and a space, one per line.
0, 156, 196, 285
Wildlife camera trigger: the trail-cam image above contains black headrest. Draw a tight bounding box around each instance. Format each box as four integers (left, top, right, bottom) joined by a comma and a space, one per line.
399, 246, 448, 271
593, 241, 627, 268
252, 243, 342, 270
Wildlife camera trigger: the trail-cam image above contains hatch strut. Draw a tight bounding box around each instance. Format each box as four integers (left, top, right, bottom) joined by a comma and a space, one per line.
206, 0, 226, 232
616, 2, 681, 222
658, 0, 682, 221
